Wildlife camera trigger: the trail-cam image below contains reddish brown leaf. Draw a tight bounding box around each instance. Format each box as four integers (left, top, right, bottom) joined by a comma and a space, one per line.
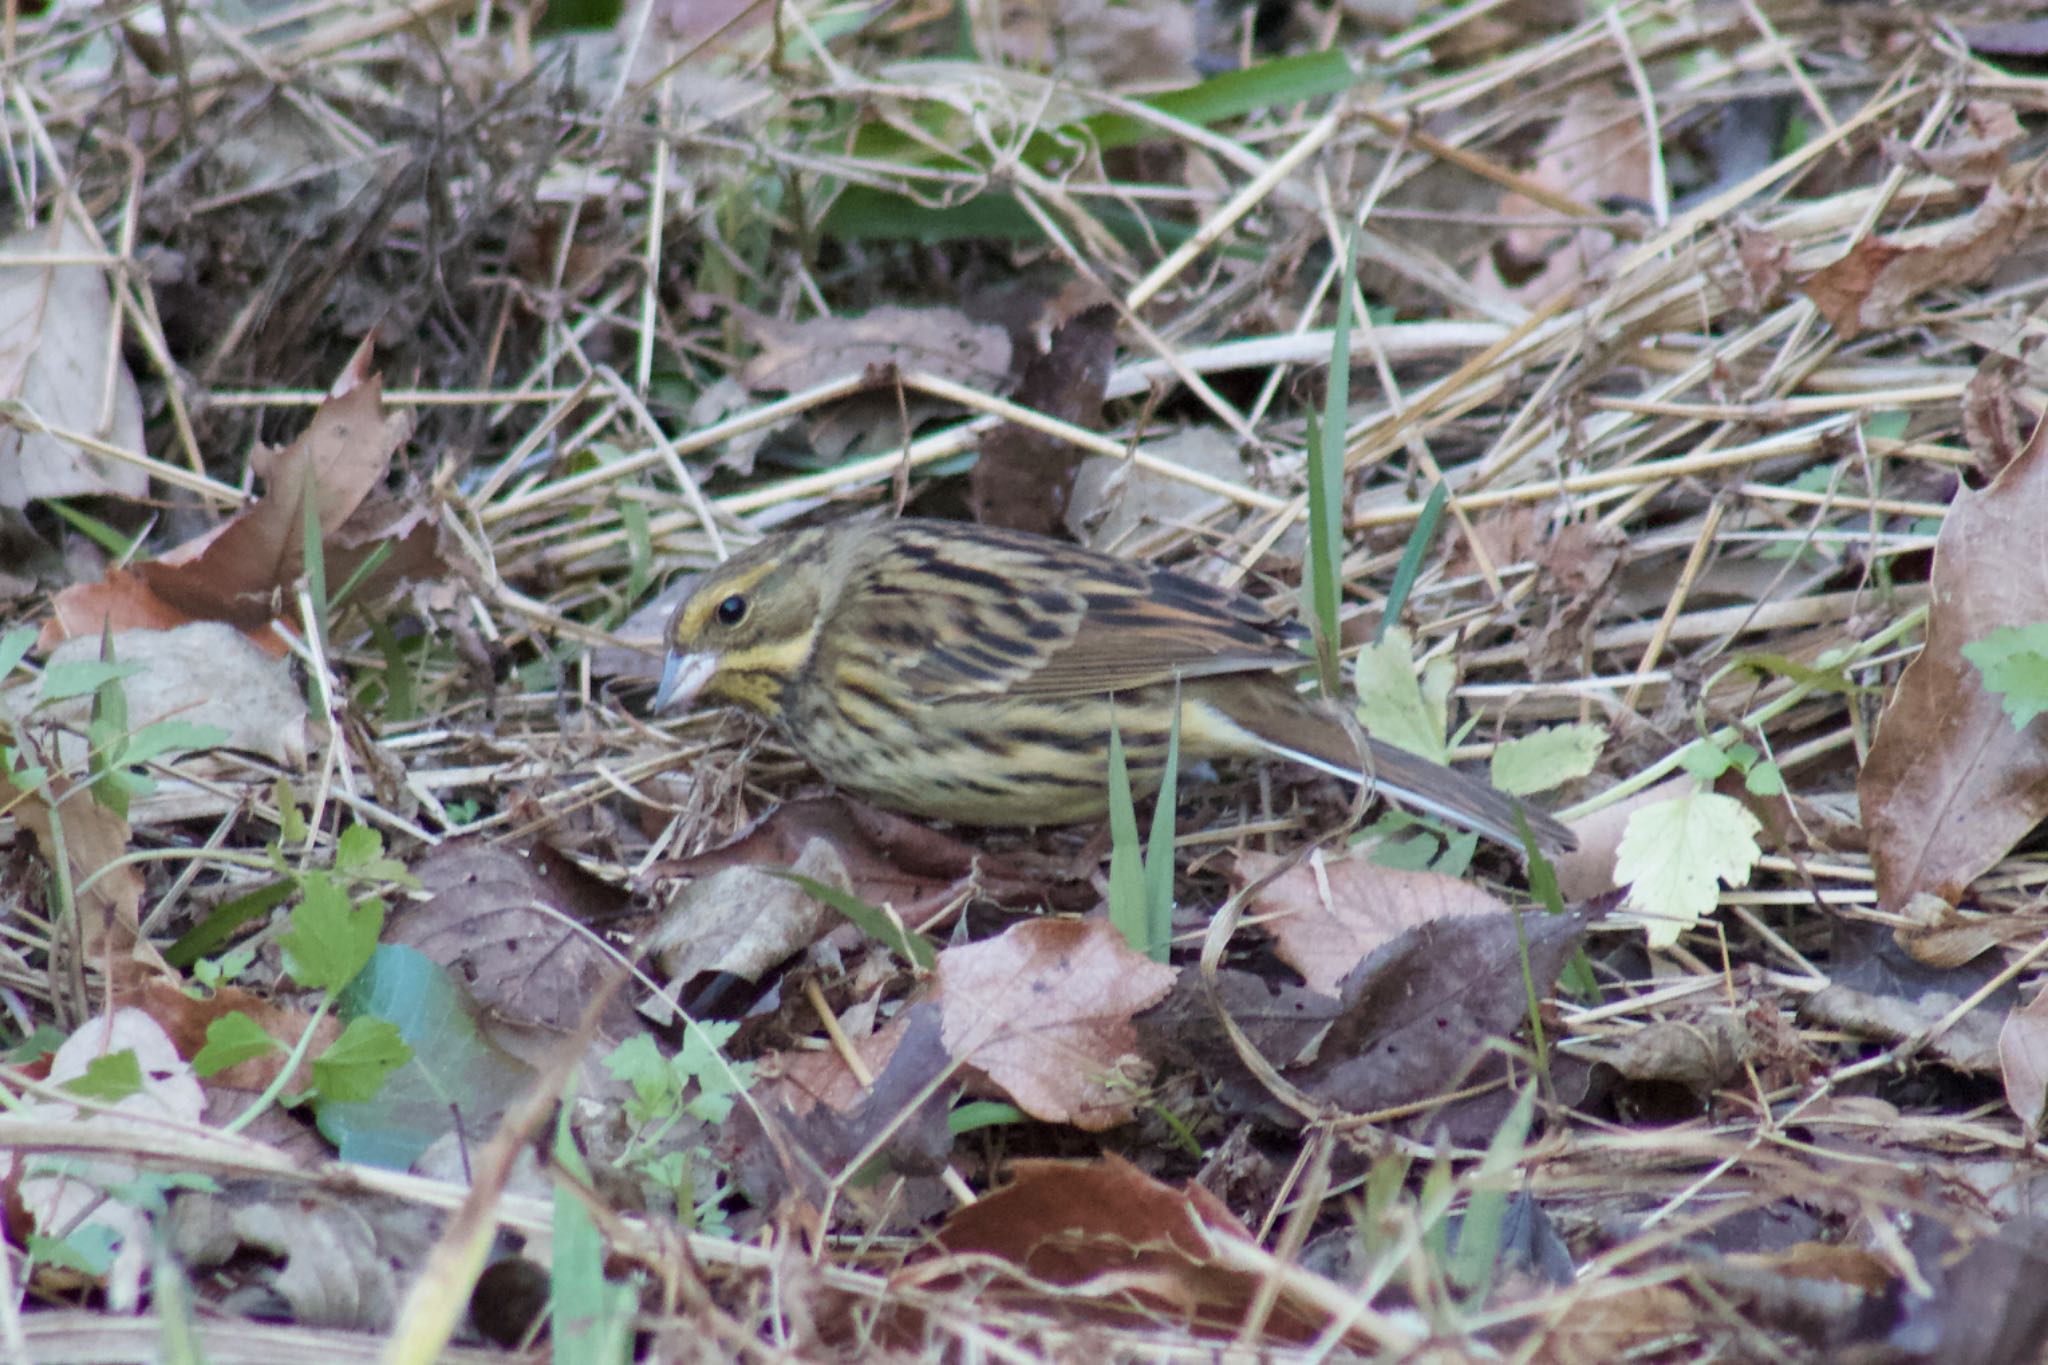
934, 918, 1175, 1130
1235, 847, 1508, 995
913, 1154, 1326, 1341
968, 300, 1118, 537
1801, 166, 2048, 339
1859, 427, 2048, 912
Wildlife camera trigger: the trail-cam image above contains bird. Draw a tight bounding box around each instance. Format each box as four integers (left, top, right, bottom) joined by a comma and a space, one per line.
654, 516, 1575, 854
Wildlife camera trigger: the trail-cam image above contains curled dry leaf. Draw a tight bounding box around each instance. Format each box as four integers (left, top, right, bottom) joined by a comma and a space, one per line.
1999, 982, 2048, 1132
0, 219, 146, 509
914, 1153, 1327, 1343
0, 765, 151, 971
1802, 162, 2048, 340
934, 918, 1176, 1130
43, 345, 418, 651
739, 306, 1011, 394
1235, 846, 1508, 996
1858, 421, 2048, 913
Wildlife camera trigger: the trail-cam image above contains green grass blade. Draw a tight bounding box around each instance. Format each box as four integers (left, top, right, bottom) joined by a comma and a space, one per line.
1378, 481, 1447, 642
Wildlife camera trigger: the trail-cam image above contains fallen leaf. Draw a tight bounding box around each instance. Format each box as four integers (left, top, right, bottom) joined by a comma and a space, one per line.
0, 219, 146, 509
1236, 847, 1508, 996
1613, 790, 1763, 948
969, 299, 1117, 537
3, 1009, 204, 1311
1881, 101, 2024, 187
394, 838, 639, 1040
913, 1153, 1325, 1342
739, 306, 1010, 394
935, 918, 1176, 1130
1802, 164, 2048, 339
2000, 982, 2048, 1132
1859, 420, 2048, 912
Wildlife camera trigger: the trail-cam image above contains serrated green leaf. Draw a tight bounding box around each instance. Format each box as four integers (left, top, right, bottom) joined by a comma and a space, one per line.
309, 1015, 411, 1103
1963, 624, 2048, 730
1489, 724, 1607, 796
1614, 792, 1763, 948
1353, 627, 1449, 763
63, 1049, 144, 1102
280, 874, 383, 993
192, 1012, 282, 1078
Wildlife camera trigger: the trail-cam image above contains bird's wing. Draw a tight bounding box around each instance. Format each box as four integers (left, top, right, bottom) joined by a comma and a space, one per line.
839, 525, 1304, 703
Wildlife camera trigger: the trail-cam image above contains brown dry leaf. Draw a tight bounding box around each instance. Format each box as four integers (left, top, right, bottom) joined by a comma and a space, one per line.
167, 1181, 440, 1331
969, 299, 1118, 537
739, 305, 1011, 394
2, 623, 309, 774
1882, 101, 2024, 187
393, 838, 639, 1040
44, 343, 413, 648
1591, 1011, 1750, 1097
0, 219, 147, 509
1542, 1284, 1699, 1365
726, 1001, 957, 1216
916, 1153, 1322, 1342
1065, 427, 1243, 552
1236, 847, 1508, 996
1526, 520, 1626, 679
1287, 908, 1586, 1116
648, 795, 1093, 926
645, 834, 847, 984
0, 764, 153, 971
1892, 891, 2020, 969
1478, 89, 1650, 305
934, 918, 1176, 1130
2, 1008, 205, 1311
1858, 422, 2048, 913
126, 977, 337, 1095
1962, 350, 2030, 481
1999, 982, 2048, 1132
1801, 164, 2048, 339
1732, 225, 1792, 311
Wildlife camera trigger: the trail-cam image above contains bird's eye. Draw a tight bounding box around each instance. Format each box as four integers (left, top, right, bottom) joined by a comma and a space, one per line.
715, 594, 749, 627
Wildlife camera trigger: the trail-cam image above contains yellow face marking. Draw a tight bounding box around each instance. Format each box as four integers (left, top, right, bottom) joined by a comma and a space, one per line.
669, 559, 783, 649
706, 634, 817, 711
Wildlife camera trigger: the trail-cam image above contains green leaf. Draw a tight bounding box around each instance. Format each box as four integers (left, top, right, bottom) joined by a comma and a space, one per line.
164, 878, 294, 970
1963, 623, 2048, 730
1744, 761, 1786, 798
1105, 711, 1149, 956
603, 1033, 679, 1125
279, 873, 383, 993
948, 1099, 1026, 1135
40, 659, 142, 703
1448, 1086, 1537, 1298
1490, 724, 1607, 796
0, 625, 35, 682
309, 1015, 412, 1103
120, 719, 231, 768
28, 1224, 118, 1276
192, 1012, 282, 1078
1614, 792, 1763, 948
1379, 482, 1447, 642
1140, 696, 1181, 963
1677, 743, 1734, 782
1352, 627, 1450, 764
315, 946, 534, 1169
1305, 233, 1354, 694
62, 1049, 143, 1102
772, 871, 936, 971
552, 1093, 638, 1363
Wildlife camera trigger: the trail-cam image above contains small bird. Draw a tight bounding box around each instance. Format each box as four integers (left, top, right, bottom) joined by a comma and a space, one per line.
655, 517, 1574, 853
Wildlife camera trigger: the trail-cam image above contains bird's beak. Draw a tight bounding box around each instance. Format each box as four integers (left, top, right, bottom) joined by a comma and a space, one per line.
654, 651, 718, 713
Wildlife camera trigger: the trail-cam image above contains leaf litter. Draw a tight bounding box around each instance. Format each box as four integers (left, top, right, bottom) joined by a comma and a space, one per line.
5, 1, 2048, 1361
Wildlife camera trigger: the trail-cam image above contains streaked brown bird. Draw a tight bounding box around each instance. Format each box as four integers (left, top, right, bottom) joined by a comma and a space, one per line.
655, 517, 1574, 853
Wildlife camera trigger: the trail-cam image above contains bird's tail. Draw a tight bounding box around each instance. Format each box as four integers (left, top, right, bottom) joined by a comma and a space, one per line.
1200, 679, 1578, 855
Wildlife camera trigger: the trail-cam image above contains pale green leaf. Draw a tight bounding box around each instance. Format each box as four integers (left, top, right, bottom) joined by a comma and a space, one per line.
1489, 724, 1607, 796
1614, 792, 1763, 948
1963, 624, 2048, 731
1352, 627, 1448, 764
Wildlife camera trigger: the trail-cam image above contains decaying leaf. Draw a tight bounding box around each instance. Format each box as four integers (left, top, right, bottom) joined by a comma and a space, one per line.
1859, 422, 2048, 913
935, 918, 1176, 1130
0, 219, 146, 509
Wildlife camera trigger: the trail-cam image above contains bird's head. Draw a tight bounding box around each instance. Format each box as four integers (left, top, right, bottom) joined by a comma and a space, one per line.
655, 528, 835, 719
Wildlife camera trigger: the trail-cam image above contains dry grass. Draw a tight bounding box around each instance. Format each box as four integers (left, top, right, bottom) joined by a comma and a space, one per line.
3, 0, 2046, 1360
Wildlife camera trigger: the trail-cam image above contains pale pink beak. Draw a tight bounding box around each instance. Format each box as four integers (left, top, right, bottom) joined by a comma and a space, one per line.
654, 652, 718, 712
